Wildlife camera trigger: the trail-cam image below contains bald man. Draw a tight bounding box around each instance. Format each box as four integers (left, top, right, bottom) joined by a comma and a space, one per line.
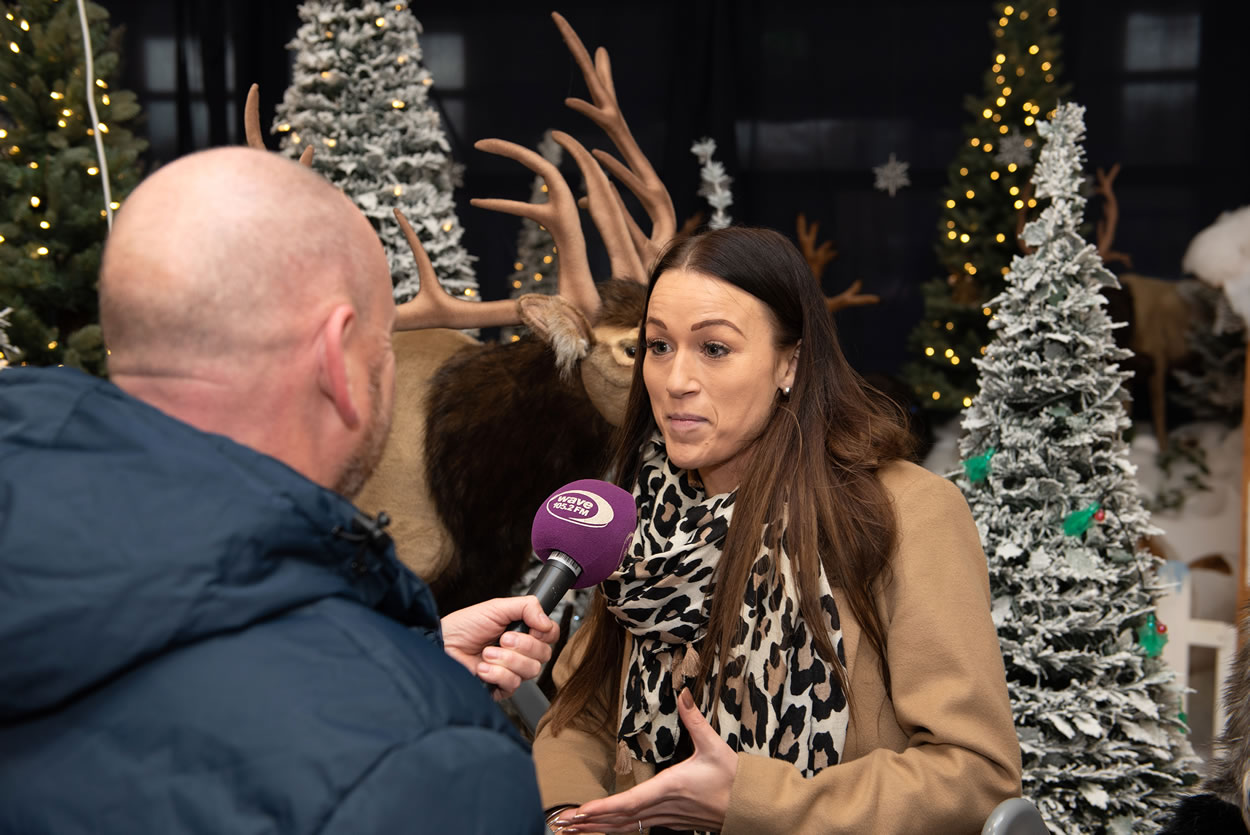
0, 148, 557, 834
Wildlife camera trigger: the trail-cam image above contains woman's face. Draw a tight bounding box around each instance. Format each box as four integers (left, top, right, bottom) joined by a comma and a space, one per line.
642, 268, 798, 495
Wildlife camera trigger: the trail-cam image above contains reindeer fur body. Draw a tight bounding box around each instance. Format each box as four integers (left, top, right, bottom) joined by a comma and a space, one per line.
1200, 605, 1250, 829
354, 328, 479, 581
422, 279, 645, 612
1160, 604, 1250, 833
422, 336, 615, 611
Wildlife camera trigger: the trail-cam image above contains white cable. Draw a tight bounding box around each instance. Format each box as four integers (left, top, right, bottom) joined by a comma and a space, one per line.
75, 0, 113, 231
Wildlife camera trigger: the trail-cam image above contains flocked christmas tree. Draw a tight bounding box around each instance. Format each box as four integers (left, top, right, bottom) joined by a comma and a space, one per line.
903, 0, 1069, 413
0, 305, 18, 369
0, 0, 146, 373
273, 0, 477, 303
500, 130, 561, 344
958, 103, 1196, 833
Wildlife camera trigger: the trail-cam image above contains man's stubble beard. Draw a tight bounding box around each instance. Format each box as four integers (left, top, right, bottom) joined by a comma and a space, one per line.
333, 354, 392, 500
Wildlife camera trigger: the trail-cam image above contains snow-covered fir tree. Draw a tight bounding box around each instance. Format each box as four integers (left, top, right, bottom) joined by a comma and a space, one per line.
957, 102, 1197, 833
500, 131, 561, 344
273, 0, 477, 302
0, 306, 19, 371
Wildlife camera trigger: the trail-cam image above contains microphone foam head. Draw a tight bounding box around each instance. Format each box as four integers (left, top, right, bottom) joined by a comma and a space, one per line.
532, 478, 637, 588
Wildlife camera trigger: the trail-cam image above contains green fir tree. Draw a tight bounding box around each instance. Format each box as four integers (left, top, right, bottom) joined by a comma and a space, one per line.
0, 0, 145, 374
904, 0, 1069, 414
958, 103, 1197, 832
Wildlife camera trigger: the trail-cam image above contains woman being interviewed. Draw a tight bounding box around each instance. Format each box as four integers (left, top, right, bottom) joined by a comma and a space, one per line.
535, 227, 1021, 834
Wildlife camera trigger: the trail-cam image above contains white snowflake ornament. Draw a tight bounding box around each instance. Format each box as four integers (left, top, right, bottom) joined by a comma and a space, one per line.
995, 130, 1034, 168
872, 152, 910, 197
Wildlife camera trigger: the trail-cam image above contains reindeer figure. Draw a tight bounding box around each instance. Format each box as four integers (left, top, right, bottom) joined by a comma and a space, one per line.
795, 212, 881, 313
348, 13, 677, 612
1090, 163, 1194, 448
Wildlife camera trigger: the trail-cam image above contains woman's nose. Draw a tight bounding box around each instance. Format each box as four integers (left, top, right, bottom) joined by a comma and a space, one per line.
665, 349, 699, 397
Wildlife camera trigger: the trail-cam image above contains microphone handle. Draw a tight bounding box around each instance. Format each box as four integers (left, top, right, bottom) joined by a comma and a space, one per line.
504, 550, 582, 634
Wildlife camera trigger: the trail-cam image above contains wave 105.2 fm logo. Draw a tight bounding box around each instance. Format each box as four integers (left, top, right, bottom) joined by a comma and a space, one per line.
546, 490, 616, 528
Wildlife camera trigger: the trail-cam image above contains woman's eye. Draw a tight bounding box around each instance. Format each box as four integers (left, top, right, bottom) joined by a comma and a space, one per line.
645, 338, 670, 355
703, 342, 730, 358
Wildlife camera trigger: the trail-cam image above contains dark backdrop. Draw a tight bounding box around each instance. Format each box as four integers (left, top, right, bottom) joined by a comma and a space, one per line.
102, 0, 1249, 376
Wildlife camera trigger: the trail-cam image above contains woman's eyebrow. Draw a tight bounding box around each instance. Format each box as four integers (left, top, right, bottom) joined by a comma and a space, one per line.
645, 316, 667, 329
691, 318, 745, 336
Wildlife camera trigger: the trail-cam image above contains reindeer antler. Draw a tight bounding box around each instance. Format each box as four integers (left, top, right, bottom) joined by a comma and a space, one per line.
794, 213, 878, 313
555, 131, 647, 283
825, 280, 880, 314
391, 209, 523, 331
1095, 163, 1133, 268
796, 213, 837, 280
553, 12, 677, 272
469, 136, 603, 322
245, 83, 314, 166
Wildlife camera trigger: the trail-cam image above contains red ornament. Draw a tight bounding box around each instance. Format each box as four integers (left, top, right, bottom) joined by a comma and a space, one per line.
1094, 509, 1106, 522
1157, 621, 1168, 634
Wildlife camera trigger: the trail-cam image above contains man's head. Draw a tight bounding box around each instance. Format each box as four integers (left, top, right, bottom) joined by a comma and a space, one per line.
99, 147, 395, 497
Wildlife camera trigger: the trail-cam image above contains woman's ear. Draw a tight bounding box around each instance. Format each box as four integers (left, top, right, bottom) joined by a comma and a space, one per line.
317, 303, 361, 429
778, 339, 801, 391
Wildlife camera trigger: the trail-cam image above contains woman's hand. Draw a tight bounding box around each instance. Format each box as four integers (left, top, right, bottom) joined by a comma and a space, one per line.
553, 689, 738, 833
440, 595, 559, 699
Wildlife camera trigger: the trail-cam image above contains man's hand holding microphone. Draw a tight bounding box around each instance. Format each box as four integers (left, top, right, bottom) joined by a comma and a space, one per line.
443, 479, 636, 699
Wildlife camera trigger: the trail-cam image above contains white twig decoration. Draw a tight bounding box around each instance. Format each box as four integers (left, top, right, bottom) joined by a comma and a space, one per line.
691, 137, 733, 230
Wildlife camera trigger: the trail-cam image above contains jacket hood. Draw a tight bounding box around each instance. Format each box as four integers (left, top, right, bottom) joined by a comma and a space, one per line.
0, 367, 439, 721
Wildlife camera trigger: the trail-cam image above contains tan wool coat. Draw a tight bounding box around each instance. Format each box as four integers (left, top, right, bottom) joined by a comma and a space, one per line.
532, 461, 1023, 834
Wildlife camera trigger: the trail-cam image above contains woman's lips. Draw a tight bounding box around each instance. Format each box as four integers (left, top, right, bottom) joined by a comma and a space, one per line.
667, 414, 706, 433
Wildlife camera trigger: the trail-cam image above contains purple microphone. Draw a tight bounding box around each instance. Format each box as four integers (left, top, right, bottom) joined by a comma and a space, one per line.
505, 478, 636, 634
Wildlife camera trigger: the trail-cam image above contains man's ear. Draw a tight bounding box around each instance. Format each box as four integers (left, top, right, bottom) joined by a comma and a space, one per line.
779, 339, 801, 391
318, 303, 361, 429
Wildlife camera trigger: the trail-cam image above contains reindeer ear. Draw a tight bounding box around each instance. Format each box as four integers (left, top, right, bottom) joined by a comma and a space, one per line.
518, 294, 594, 379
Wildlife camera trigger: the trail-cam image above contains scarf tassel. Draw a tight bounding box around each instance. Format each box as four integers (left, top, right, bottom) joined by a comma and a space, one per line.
615, 739, 632, 775
678, 644, 701, 683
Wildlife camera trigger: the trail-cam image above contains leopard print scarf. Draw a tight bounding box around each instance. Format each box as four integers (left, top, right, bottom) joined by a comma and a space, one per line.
600, 436, 848, 779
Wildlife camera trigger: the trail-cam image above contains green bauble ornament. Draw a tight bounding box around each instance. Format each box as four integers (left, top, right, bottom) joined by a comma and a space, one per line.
963, 447, 996, 483
1062, 502, 1101, 536
1137, 613, 1168, 657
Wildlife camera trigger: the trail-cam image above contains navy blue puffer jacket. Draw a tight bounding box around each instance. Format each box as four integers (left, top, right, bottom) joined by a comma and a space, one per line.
0, 368, 543, 834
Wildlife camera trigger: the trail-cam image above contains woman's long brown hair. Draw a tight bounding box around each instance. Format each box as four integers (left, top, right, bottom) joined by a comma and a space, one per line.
546, 227, 915, 735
